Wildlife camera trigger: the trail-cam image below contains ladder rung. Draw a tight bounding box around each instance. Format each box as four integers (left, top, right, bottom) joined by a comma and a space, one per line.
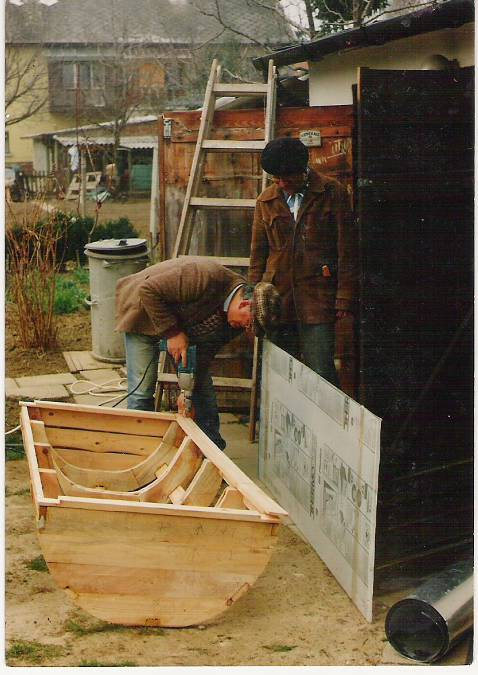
202, 140, 266, 152
213, 83, 268, 96
157, 372, 252, 390
190, 197, 256, 209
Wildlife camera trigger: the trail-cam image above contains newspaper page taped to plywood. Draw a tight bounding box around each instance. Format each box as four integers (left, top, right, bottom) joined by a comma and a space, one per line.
258, 340, 381, 621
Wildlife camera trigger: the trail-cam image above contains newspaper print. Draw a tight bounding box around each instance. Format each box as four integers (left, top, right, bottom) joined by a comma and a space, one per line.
260, 340, 382, 622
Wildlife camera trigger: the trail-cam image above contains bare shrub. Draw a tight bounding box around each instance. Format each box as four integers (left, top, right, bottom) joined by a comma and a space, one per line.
6, 200, 62, 350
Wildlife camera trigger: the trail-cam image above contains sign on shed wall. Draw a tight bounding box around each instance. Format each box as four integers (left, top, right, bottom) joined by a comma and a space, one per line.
259, 340, 381, 621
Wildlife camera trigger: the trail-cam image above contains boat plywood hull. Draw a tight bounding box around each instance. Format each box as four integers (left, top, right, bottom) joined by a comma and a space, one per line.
41, 507, 278, 626
20, 400, 287, 627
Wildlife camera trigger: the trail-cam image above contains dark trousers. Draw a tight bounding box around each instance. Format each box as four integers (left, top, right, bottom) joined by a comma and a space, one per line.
269, 322, 339, 387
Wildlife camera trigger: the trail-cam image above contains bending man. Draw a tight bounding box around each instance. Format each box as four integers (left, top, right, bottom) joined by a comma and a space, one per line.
115, 256, 279, 450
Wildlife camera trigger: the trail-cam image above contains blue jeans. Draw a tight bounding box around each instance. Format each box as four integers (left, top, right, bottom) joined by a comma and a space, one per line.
270, 322, 339, 387
124, 333, 226, 450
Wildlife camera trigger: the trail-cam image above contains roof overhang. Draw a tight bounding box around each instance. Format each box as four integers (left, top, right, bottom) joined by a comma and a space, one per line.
23, 115, 158, 140
252, 0, 474, 72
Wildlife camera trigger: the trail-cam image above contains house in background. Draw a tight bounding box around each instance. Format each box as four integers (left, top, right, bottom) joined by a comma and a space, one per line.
23, 115, 160, 197
5, 0, 294, 171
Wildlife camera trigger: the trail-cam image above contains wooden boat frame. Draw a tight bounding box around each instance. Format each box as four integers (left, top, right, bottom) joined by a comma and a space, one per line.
20, 400, 287, 627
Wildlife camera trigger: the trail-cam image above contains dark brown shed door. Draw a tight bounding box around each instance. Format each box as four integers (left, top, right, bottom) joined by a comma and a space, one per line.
355, 67, 474, 569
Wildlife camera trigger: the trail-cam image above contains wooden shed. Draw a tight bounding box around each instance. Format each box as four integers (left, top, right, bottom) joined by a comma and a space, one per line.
157, 105, 357, 401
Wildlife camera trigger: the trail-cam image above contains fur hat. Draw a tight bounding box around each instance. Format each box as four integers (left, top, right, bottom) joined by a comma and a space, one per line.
251, 282, 281, 336
261, 137, 309, 176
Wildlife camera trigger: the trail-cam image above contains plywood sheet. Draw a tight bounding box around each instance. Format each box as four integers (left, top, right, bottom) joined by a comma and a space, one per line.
258, 340, 381, 621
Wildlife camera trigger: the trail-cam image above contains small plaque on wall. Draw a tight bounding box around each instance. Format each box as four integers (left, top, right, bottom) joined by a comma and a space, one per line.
300, 130, 322, 147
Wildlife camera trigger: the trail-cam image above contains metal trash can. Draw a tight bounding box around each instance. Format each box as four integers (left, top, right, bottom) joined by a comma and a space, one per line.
85, 238, 149, 363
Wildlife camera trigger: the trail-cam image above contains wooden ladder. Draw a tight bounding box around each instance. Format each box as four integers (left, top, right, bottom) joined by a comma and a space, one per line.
172, 57, 276, 260
161, 59, 277, 440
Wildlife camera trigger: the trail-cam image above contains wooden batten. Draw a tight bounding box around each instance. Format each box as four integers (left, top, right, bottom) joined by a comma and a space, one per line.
51, 494, 280, 523
178, 418, 287, 518
20, 405, 45, 516
39, 468, 62, 499
31, 420, 50, 443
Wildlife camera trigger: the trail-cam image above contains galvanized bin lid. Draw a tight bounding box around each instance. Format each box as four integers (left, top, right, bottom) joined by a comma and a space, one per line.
85, 238, 148, 256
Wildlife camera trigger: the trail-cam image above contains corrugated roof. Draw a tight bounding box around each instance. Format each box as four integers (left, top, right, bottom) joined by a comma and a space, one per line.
24, 115, 158, 138
6, 0, 293, 46
52, 134, 157, 148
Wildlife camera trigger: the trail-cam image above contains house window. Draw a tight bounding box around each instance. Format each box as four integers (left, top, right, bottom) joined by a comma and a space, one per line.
62, 62, 105, 90
5, 131, 10, 155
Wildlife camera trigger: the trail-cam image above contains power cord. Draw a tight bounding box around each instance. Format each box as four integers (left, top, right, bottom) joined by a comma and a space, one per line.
69, 376, 128, 407
107, 353, 158, 408
4, 355, 160, 433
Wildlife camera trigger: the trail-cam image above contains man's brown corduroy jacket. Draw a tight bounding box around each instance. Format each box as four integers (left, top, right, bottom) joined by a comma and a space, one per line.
248, 169, 358, 324
115, 256, 244, 337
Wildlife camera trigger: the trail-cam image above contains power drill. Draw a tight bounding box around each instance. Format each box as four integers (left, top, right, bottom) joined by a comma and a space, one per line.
159, 340, 197, 415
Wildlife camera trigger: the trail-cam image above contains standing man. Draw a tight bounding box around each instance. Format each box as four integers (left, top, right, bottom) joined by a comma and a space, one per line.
115, 256, 279, 450
248, 137, 358, 387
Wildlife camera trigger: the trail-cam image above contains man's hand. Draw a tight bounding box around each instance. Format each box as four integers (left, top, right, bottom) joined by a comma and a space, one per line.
177, 392, 195, 418
167, 331, 189, 365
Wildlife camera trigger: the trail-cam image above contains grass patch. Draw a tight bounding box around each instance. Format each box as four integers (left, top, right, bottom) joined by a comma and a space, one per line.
64, 617, 127, 636
5, 486, 30, 497
26, 555, 48, 572
65, 614, 166, 637
262, 644, 297, 653
5, 430, 25, 461
79, 660, 137, 667
6, 639, 65, 664
54, 267, 89, 315
132, 626, 166, 636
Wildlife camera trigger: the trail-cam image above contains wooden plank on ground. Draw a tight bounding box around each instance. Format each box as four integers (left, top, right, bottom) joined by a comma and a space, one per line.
63, 351, 122, 373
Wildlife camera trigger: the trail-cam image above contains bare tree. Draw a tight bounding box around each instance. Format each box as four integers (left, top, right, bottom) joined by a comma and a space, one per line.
5, 46, 49, 126
188, 0, 439, 39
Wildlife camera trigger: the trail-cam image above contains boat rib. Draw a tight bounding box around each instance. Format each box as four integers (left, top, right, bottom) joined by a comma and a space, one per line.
49, 421, 182, 491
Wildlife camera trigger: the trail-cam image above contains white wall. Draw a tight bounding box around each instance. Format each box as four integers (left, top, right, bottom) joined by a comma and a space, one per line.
33, 140, 49, 172
309, 23, 474, 106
